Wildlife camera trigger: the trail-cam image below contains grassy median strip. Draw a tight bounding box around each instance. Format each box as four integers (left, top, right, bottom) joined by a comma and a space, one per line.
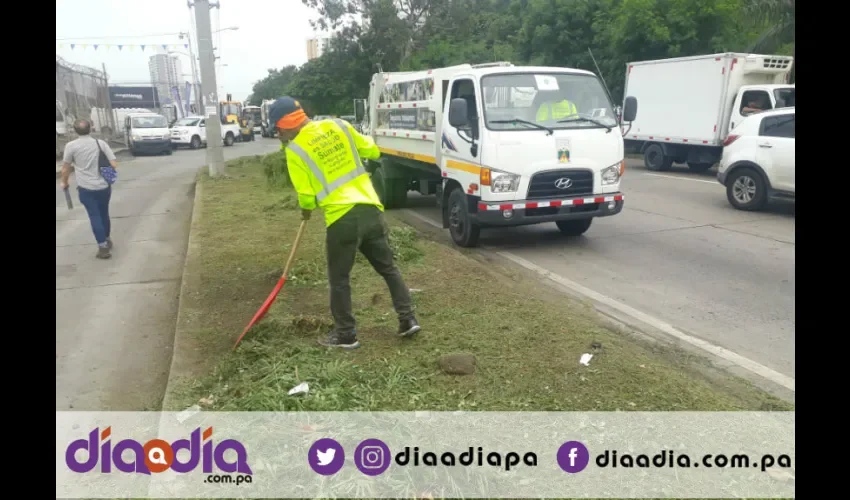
164, 152, 791, 412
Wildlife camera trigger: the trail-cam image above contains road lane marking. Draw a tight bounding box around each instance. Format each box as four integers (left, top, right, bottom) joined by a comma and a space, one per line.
642, 173, 719, 185
402, 208, 795, 392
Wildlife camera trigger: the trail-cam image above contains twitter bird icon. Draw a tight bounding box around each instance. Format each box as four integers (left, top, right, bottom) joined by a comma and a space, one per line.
308, 438, 345, 475
317, 448, 335, 466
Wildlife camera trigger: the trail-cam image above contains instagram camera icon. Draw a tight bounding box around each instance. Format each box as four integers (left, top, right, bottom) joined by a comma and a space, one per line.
361, 446, 384, 468
354, 439, 391, 476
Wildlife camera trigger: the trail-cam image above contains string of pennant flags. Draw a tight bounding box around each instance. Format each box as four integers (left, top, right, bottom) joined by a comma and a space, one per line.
57, 43, 190, 51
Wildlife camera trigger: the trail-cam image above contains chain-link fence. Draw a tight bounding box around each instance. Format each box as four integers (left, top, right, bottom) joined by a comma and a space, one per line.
56, 55, 121, 158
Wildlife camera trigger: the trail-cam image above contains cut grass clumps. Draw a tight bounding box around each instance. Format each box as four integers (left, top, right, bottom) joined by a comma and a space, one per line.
164, 151, 793, 413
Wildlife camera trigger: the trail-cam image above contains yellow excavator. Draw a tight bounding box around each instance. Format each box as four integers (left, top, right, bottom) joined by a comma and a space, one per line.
219, 94, 242, 124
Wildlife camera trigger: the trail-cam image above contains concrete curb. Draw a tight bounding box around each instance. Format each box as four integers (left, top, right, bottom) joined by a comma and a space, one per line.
160, 171, 203, 411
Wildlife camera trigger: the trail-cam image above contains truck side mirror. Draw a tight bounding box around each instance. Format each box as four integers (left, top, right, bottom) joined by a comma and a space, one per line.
448, 98, 468, 128
354, 100, 366, 123
622, 96, 637, 122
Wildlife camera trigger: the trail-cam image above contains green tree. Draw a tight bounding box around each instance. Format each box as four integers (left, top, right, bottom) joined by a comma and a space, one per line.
744, 0, 795, 80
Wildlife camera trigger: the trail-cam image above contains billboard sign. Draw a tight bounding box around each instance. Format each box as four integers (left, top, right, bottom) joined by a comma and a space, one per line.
108, 86, 160, 109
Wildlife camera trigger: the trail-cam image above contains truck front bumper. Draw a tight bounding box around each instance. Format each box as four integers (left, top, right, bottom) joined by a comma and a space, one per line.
475, 194, 624, 226
131, 139, 171, 153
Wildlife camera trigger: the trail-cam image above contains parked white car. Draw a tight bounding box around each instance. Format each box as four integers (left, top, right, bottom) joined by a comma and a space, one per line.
170, 116, 239, 149
717, 107, 794, 211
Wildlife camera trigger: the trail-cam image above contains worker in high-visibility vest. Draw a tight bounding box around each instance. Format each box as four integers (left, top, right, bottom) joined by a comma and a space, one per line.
269, 97, 421, 349
535, 99, 578, 122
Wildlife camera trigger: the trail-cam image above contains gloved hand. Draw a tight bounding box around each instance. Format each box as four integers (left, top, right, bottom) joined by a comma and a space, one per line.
301, 209, 312, 221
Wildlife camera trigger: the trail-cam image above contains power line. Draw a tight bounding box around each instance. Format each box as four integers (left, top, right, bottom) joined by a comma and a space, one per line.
56, 32, 185, 41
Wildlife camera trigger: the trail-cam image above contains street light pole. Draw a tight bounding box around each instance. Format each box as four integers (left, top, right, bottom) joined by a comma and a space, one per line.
190, 0, 225, 177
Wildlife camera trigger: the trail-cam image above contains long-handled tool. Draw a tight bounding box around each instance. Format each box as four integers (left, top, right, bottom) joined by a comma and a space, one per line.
63, 186, 73, 209
233, 219, 308, 350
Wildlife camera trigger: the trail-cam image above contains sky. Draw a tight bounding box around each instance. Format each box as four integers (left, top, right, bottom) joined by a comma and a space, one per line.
56, 0, 320, 102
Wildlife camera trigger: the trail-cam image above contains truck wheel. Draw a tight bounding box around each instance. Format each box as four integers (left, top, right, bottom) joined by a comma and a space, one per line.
190, 136, 201, 149
556, 218, 593, 237
447, 187, 481, 247
371, 164, 408, 209
687, 162, 714, 173
726, 168, 767, 211
224, 133, 234, 146
644, 144, 672, 171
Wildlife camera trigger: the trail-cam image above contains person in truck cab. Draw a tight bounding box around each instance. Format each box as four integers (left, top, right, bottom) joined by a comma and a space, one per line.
535, 93, 578, 122
269, 96, 421, 349
742, 95, 770, 116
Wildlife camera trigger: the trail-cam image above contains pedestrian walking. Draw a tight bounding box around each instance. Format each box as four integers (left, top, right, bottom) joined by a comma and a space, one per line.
60, 119, 118, 259
269, 97, 421, 349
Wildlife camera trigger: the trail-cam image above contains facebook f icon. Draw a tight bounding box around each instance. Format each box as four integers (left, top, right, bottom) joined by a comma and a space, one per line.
557, 441, 590, 473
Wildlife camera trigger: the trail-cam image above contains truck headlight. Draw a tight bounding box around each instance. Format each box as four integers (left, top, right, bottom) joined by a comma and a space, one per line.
132, 134, 142, 141
488, 170, 521, 193
601, 160, 625, 185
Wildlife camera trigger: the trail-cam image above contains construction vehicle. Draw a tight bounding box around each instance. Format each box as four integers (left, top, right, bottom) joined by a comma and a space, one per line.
242, 105, 262, 135
361, 62, 636, 247
220, 94, 242, 124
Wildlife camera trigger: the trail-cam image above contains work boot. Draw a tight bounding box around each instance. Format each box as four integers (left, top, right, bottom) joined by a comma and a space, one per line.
106, 238, 113, 250
96, 246, 112, 259
318, 330, 360, 350
398, 318, 421, 338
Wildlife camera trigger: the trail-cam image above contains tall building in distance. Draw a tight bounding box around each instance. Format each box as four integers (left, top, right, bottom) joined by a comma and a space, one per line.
306, 36, 331, 60
148, 50, 183, 106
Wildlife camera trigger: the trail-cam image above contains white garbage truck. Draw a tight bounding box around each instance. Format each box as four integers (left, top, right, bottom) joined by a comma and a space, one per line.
623, 52, 794, 172
359, 62, 637, 247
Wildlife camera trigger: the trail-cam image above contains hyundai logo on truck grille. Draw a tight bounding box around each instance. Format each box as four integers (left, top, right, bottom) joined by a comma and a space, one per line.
554, 178, 573, 189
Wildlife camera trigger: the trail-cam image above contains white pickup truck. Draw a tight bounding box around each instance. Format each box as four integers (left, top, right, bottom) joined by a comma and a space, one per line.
169, 116, 240, 149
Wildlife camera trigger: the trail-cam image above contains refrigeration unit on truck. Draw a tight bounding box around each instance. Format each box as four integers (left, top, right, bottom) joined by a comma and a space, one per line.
364, 62, 637, 247
623, 52, 794, 172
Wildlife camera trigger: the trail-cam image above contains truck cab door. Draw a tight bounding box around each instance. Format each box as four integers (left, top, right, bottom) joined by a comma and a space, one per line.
730, 87, 774, 132
441, 77, 483, 186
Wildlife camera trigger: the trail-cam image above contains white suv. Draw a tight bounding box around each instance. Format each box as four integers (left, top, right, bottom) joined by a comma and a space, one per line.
717, 107, 795, 211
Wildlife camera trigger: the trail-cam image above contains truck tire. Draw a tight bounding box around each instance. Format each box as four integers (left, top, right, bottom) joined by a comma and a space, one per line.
190, 135, 201, 149
556, 218, 592, 237
687, 162, 714, 173
224, 132, 235, 146
644, 143, 672, 171
370, 164, 408, 209
447, 187, 481, 247
726, 167, 768, 211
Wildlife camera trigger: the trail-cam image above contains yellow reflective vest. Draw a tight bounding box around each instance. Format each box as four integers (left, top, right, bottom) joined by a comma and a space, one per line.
285, 119, 383, 227
536, 100, 578, 122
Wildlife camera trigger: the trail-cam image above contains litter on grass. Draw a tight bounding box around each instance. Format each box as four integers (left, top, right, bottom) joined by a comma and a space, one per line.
288, 382, 309, 395
579, 353, 593, 366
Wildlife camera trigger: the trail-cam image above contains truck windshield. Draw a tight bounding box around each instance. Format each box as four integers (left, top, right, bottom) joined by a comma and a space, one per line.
132, 115, 168, 128
774, 87, 795, 108
482, 73, 616, 131
174, 117, 201, 127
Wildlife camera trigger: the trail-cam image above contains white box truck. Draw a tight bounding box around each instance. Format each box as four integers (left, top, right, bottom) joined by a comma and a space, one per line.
623, 53, 794, 172
360, 62, 637, 247
260, 99, 277, 138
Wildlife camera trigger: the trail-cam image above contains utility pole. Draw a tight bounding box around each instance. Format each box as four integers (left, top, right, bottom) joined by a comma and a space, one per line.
180, 31, 203, 114
190, 0, 225, 177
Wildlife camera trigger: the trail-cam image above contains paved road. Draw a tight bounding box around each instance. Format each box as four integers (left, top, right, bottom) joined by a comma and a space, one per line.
404, 160, 795, 384
56, 138, 281, 411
